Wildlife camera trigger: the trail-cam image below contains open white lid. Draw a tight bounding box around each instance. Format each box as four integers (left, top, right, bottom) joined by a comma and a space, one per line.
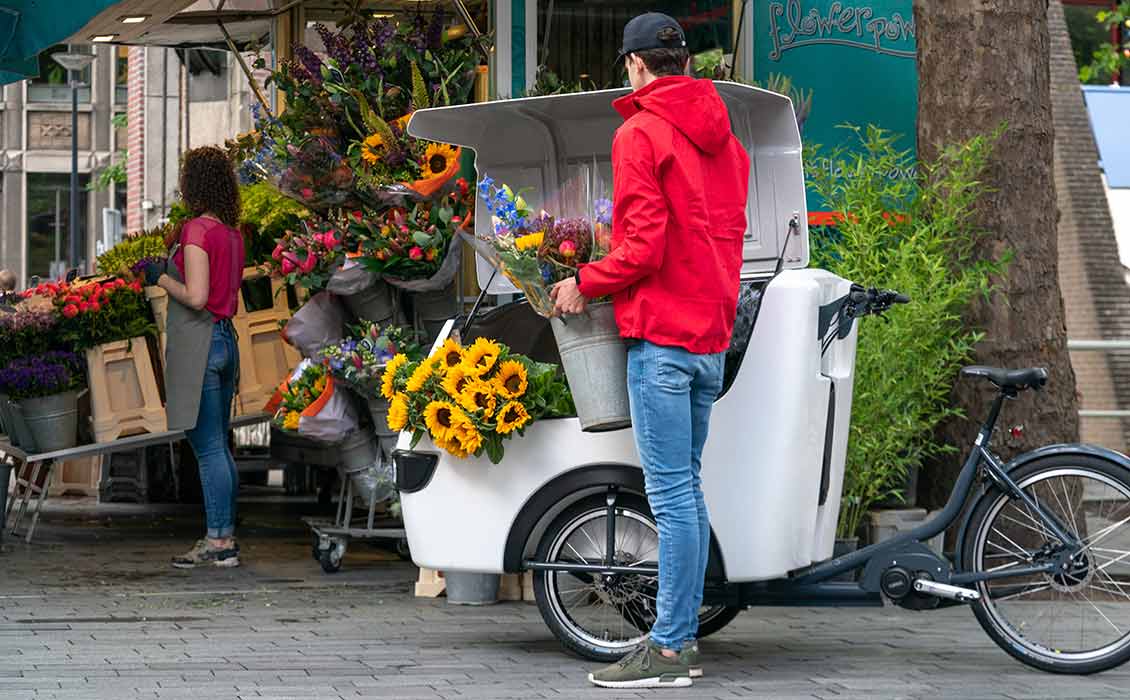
408, 81, 808, 292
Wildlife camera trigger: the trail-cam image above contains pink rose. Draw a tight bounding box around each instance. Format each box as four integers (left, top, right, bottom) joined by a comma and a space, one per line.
559, 240, 577, 259
324, 229, 340, 249
272, 243, 285, 260
300, 187, 314, 200
62, 303, 78, 319
281, 253, 298, 274
299, 253, 318, 273
408, 246, 424, 261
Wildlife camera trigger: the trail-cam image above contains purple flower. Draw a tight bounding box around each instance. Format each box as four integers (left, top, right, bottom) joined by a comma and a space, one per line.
426, 10, 446, 50
0, 351, 85, 401
594, 198, 613, 226
292, 45, 324, 84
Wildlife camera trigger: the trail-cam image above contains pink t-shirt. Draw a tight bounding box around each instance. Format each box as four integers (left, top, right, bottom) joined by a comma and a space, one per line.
173, 217, 245, 321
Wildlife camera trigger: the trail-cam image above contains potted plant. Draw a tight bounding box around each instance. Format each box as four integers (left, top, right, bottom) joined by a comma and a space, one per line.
807, 126, 1006, 551
0, 351, 86, 452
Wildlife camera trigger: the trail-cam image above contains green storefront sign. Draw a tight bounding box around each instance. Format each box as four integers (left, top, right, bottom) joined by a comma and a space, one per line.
754, 0, 918, 220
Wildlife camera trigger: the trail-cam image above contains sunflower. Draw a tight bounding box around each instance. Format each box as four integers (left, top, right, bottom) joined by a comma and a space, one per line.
387, 393, 409, 432
515, 232, 544, 252
450, 421, 483, 455
435, 338, 464, 374
441, 363, 472, 399
437, 434, 470, 459
424, 400, 463, 442
495, 401, 531, 435
361, 132, 385, 165
461, 337, 501, 378
421, 143, 458, 178
406, 358, 436, 393
381, 354, 408, 399
493, 360, 528, 399
458, 380, 497, 417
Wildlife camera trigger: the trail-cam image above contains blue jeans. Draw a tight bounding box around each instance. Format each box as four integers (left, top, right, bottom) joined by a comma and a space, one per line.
185, 321, 239, 539
626, 340, 725, 650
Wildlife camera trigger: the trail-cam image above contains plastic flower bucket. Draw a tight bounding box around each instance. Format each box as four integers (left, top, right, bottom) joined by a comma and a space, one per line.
549, 302, 631, 432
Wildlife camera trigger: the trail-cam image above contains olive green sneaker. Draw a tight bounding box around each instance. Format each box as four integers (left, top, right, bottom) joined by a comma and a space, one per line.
680, 641, 702, 678
587, 641, 692, 689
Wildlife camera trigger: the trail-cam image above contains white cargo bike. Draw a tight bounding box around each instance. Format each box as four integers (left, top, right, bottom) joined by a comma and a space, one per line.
393, 84, 1130, 675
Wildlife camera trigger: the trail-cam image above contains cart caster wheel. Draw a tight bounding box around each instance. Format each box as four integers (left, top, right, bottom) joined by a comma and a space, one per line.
311, 535, 321, 562
319, 542, 345, 574
395, 538, 411, 561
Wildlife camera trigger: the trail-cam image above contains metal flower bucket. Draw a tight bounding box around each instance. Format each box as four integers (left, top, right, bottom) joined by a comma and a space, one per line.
344, 280, 397, 325
18, 390, 80, 452
549, 302, 631, 432
366, 396, 399, 455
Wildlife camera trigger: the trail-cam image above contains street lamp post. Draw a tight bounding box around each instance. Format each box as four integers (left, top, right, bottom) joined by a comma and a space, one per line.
52, 50, 96, 276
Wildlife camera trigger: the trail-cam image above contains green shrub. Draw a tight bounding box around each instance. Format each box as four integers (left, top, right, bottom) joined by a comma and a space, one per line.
96, 228, 169, 276
807, 125, 1008, 540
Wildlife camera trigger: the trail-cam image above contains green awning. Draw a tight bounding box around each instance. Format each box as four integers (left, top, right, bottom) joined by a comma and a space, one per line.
0, 1, 122, 83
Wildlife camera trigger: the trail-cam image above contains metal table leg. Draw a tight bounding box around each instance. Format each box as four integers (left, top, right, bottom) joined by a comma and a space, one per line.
25, 459, 53, 543
0, 458, 13, 539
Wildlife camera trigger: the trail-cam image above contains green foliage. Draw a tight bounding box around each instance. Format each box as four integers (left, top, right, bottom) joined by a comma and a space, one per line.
807, 125, 1009, 539
1077, 2, 1130, 84
88, 114, 129, 192
239, 182, 310, 265
96, 229, 168, 276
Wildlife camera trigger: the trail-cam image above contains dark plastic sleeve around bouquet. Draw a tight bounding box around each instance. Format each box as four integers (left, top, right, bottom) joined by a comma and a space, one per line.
383, 232, 463, 293
457, 230, 555, 318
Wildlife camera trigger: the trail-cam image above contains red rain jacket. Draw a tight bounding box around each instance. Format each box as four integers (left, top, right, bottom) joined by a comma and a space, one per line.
577, 76, 750, 354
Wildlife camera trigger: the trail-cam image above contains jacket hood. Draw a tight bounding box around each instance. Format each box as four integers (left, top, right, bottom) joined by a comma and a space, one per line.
613, 77, 732, 155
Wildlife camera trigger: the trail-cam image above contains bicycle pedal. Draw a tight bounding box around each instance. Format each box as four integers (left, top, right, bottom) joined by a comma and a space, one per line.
913, 579, 980, 603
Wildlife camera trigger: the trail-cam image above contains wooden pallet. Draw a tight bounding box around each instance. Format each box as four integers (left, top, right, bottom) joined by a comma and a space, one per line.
86, 337, 167, 444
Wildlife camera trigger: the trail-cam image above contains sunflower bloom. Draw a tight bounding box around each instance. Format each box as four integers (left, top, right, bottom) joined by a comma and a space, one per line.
461, 337, 501, 378
458, 380, 497, 417
406, 359, 436, 393
422, 143, 458, 178
441, 363, 472, 399
436, 338, 464, 374
493, 360, 528, 399
361, 132, 385, 165
515, 232, 544, 252
424, 400, 463, 442
381, 354, 408, 399
387, 393, 409, 432
450, 421, 483, 455
496, 401, 531, 435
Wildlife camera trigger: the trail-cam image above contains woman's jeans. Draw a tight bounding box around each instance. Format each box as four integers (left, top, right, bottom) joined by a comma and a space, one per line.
626, 340, 725, 650
185, 321, 239, 540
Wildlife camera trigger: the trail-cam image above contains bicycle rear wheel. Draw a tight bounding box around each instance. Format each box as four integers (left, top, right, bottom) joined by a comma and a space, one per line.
962, 454, 1130, 674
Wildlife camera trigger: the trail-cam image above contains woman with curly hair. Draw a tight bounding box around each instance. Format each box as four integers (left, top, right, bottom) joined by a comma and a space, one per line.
143, 146, 245, 569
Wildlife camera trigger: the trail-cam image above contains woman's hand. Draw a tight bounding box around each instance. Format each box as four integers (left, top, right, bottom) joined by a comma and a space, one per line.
142, 261, 165, 287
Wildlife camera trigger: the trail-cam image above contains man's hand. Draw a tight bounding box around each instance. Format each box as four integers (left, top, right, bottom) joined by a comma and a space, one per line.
550, 277, 587, 316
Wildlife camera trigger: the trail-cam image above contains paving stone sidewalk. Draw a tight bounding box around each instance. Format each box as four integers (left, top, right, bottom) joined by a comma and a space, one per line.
1, 497, 1126, 700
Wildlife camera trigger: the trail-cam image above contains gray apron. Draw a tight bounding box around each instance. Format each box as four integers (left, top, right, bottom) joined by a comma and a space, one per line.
163, 245, 219, 431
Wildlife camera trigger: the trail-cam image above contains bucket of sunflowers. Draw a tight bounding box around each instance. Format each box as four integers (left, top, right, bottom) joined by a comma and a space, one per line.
462, 172, 629, 433
380, 336, 575, 464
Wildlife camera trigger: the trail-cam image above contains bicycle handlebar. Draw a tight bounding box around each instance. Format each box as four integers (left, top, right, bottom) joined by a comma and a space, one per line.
847, 284, 910, 316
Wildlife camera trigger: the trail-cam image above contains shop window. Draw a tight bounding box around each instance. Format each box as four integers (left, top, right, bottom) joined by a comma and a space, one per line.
28, 44, 92, 103
537, 1, 735, 89
114, 46, 129, 103
186, 48, 231, 102
26, 173, 91, 280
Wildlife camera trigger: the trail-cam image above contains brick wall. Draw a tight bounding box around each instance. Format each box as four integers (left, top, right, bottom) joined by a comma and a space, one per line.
125, 46, 145, 234
1049, 0, 1130, 451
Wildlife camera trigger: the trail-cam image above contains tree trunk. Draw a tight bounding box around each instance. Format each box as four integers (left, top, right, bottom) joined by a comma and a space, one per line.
914, 0, 1080, 508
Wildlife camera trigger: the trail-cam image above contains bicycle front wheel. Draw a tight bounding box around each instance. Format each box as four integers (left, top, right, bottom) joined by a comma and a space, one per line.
962, 454, 1130, 674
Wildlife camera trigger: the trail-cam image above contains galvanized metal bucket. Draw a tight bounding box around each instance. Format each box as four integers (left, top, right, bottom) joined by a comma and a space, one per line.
339, 430, 379, 470
344, 280, 397, 325
549, 302, 631, 432
413, 282, 458, 342
366, 396, 399, 455
18, 390, 80, 453
444, 572, 500, 605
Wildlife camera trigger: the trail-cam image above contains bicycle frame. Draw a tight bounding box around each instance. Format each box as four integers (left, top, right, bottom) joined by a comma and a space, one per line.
525, 388, 1086, 599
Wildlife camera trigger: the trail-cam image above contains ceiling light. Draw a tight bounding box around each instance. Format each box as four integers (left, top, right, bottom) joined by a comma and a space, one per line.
372, 13, 394, 19
119, 15, 149, 24
90, 34, 117, 43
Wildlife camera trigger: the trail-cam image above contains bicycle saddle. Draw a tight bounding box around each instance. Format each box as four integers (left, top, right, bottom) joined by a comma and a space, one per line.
961, 366, 1048, 391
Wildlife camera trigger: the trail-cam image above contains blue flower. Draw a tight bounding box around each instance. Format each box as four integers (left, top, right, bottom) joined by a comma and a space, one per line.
479, 175, 494, 192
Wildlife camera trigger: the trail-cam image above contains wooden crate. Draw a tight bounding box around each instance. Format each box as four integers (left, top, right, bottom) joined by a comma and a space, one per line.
87, 337, 167, 443
233, 269, 300, 415
50, 456, 102, 497
144, 285, 169, 358
414, 567, 446, 597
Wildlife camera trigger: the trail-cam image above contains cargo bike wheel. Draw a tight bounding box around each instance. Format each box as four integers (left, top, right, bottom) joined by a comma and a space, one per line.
532, 494, 740, 662
962, 455, 1130, 674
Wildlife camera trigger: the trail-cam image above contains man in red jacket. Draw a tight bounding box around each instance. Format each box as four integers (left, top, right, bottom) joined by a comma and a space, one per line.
551, 11, 750, 690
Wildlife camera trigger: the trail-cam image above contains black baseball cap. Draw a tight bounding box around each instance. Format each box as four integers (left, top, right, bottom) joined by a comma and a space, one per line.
616, 12, 687, 64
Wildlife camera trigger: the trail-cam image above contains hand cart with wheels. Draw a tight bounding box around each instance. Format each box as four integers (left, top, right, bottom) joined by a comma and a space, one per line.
270, 426, 407, 573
